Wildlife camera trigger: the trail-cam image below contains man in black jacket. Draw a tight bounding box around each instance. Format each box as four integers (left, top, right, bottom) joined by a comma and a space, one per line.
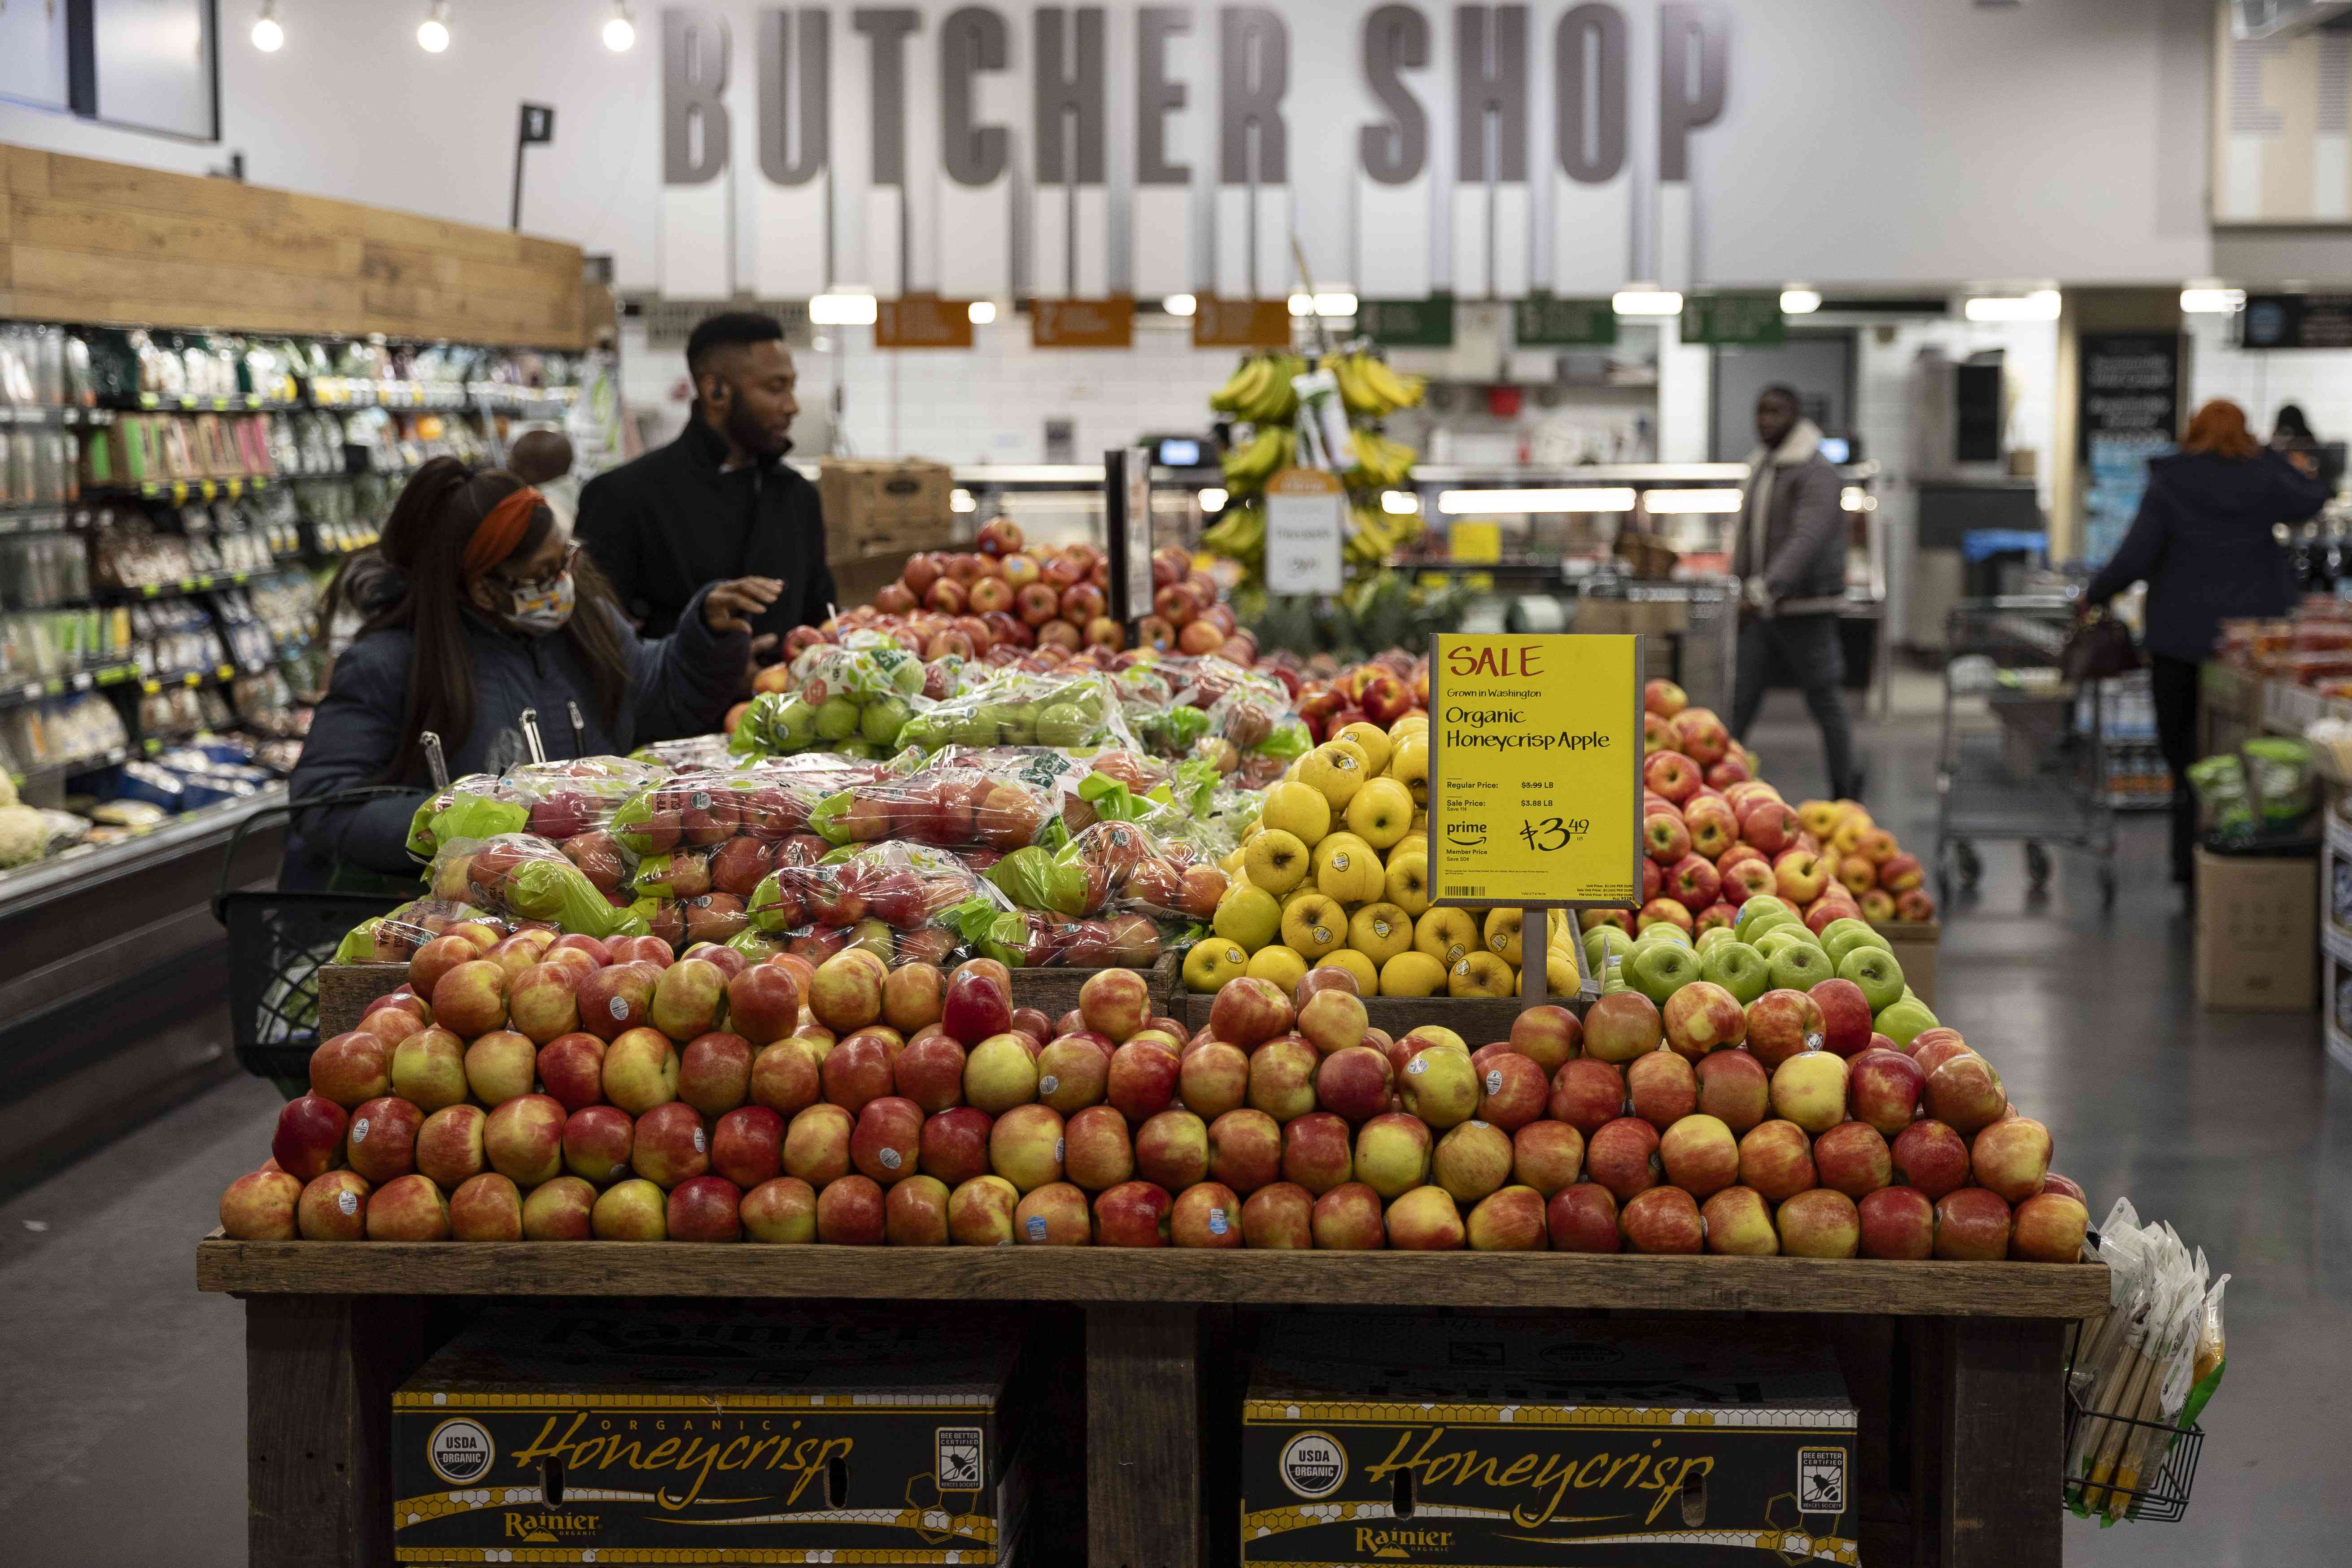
577, 312, 835, 646
1729, 385, 1862, 799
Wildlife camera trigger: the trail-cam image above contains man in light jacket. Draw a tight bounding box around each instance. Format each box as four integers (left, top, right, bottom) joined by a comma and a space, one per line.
1728, 385, 1862, 799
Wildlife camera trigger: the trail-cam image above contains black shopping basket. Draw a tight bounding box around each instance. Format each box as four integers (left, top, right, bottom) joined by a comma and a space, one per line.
214, 788, 413, 1098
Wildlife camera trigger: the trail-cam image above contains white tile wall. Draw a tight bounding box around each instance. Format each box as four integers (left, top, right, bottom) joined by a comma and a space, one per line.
2186, 313, 2352, 445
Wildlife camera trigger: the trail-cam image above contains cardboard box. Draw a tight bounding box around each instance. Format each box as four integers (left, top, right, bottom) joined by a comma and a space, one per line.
819, 457, 955, 557
392, 1306, 1031, 1564
1242, 1313, 1859, 1566
1881, 920, 1939, 1007
2194, 846, 2317, 1011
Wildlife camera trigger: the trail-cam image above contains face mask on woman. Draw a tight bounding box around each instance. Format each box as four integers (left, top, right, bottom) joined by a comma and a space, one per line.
502, 569, 576, 633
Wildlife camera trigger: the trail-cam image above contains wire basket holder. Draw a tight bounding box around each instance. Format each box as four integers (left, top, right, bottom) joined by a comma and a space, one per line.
2060, 1332, 2205, 1524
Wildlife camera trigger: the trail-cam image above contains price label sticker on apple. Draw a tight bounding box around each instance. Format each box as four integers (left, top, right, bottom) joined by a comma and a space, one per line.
1426, 632, 1644, 911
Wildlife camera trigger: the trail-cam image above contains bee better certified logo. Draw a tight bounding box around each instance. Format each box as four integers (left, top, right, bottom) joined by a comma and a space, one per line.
1279, 1430, 1347, 1498
427, 1417, 496, 1485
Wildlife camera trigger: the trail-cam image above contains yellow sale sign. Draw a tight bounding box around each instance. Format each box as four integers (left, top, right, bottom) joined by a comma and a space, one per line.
1427, 633, 1644, 908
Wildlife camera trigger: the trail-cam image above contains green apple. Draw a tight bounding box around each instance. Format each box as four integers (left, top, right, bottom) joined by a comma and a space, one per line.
1873, 997, 1939, 1048
1736, 901, 1799, 944
1584, 926, 1635, 974
1694, 926, 1737, 955
1635, 922, 1693, 948
1766, 944, 1834, 992
1752, 926, 1820, 963
1035, 702, 1091, 747
1626, 941, 1703, 1005
815, 694, 861, 740
1820, 918, 1893, 970
1698, 939, 1771, 1005
860, 695, 911, 747
1837, 945, 1906, 1013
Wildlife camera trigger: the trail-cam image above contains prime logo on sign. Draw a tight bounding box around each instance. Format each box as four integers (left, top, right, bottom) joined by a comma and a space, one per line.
657, 3, 1732, 301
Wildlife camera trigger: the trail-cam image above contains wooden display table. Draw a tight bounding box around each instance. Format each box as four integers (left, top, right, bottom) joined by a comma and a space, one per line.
198, 1241, 2104, 1568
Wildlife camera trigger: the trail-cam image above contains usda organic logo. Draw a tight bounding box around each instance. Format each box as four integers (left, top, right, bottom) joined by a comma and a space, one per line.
428, 1417, 496, 1485
1279, 1430, 1347, 1498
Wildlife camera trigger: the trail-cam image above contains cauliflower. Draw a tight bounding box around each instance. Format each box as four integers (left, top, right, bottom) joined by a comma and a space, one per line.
0, 804, 47, 868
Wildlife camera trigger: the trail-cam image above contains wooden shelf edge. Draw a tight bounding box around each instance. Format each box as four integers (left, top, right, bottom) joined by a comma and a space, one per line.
196, 1235, 2108, 1317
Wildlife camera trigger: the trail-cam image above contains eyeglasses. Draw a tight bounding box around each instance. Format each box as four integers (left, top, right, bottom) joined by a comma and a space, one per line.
495, 539, 580, 594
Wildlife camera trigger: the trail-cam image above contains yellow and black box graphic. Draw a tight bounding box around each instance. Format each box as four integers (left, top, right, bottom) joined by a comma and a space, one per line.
1242, 1313, 1858, 1566
392, 1305, 1031, 1564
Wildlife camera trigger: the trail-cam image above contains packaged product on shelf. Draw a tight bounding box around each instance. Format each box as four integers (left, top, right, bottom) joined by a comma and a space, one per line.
744, 837, 1008, 968
404, 756, 670, 861
895, 666, 1139, 755
334, 895, 513, 964
425, 833, 651, 939
728, 632, 929, 757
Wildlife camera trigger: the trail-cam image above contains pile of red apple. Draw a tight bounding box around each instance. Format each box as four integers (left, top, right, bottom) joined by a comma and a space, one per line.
1613, 680, 1933, 937
1289, 651, 1427, 744
221, 938, 2084, 1262
851, 521, 1254, 668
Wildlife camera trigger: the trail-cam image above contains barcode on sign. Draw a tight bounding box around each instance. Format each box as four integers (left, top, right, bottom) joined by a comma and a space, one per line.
1454, 885, 1487, 896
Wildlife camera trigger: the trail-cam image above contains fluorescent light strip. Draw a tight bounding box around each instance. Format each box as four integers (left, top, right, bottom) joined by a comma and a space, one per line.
1162, 293, 1197, 317
1963, 289, 2060, 322
1612, 289, 1683, 317
1643, 489, 1743, 514
1381, 490, 1422, 515
1439, 488, 1638, 514
2180, 287, 2245, 314
809, 293, 879, 325
967, 301, 997, 325
1780, 288, 1821, 315
1287, 293, 1359, 318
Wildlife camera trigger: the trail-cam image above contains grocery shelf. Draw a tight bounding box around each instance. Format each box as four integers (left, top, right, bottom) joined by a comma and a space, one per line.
100, 563, 305, 601
2330, 1018, 2352, 1075
0, 783, 284, 919
0, 662, 140, 712
108, 392, 304, 412
196, 1236, 2109, 1316
7, 744, 132, 791
2322, 922, 2352, 970
0, 403, 114, 427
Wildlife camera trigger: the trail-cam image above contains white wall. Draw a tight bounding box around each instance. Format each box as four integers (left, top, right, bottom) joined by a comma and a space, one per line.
2186, 313, 2352, 446
0, 0, 2219, 297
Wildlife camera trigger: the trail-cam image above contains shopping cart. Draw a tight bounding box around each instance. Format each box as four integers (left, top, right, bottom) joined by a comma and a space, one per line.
213, 789, 412, 1097
1935, 596, 2120, 908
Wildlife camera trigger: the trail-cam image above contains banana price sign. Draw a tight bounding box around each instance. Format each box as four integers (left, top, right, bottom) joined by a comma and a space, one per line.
1264, 468, 1345, 594
1427, 633, 1643, 910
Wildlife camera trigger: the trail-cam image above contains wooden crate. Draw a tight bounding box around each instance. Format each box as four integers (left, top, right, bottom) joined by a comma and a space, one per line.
197, 1236, 2106, 1568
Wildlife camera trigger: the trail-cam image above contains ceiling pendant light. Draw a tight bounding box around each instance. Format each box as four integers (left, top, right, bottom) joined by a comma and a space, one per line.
602, 2, 637, 52
417, 1, 451, 54
251, 0, 284, 52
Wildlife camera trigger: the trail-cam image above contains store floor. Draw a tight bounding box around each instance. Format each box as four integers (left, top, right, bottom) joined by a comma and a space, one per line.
2, 691, 2347, 1565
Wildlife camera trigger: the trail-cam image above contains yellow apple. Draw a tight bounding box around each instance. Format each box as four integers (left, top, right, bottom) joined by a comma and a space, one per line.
1317, 949, 1379, 992
1183, 939, 1249, 992
1298, 742, 1369, 808
1260, 780, 1332, 847
1384, 850, 1431, 917
1388, 733, 1429, 790
1379, 951, 1447, 996
1313, 833, 1385, 904
1347, 901, 1415, 965
1449, 951, 1515, 997
1343, 777, 1414, 850
1335, 721, 1392, 777
1212, 883, 1282, 953
1414, 907, 1480, 969
1280, 894, 1349, 961
1244, 944, 1308, 993
1242, 829, 1311, 894
1481, 908, 1523, 967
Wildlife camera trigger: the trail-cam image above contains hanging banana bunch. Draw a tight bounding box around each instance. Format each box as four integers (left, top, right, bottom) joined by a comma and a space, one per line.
1207, 351, 1308, 426
1200, 500, 1265, 572
1344, 429, 1419, 489
1321, 349, 1426, 418
1219, 425, 1295, 494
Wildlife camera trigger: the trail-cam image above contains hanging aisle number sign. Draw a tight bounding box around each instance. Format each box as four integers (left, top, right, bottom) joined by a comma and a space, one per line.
1427, 633, 1644, 910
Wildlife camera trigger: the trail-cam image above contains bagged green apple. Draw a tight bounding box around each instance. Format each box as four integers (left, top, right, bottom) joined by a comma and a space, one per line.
402, 757, 668, 860
730, 632, 929, 758
892, 667, 1138, 753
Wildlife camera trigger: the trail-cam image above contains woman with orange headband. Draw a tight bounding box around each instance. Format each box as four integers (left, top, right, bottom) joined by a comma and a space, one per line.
282, 456, 779, 888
